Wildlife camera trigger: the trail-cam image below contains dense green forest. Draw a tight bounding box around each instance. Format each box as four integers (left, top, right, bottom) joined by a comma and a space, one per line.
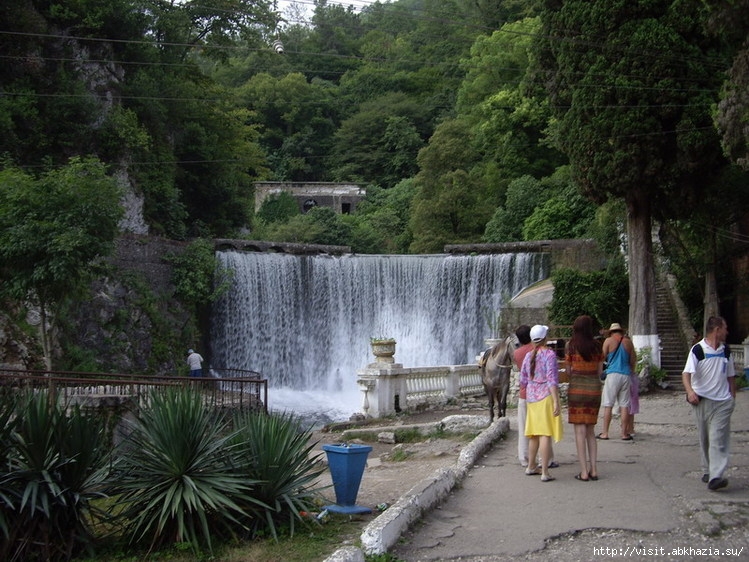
2, 0, 749, 332
4, 5, 749, 557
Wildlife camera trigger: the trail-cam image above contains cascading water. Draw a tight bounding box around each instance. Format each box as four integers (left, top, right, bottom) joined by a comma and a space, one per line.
210, 251, 548, 424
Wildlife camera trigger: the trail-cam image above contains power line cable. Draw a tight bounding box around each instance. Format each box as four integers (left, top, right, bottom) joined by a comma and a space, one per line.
7, 123, 719, 173
0, 4, 732, 77
0, 43, 725, 108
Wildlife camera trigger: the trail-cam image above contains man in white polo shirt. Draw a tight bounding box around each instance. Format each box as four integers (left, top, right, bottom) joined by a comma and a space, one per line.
682, 316, 736, 491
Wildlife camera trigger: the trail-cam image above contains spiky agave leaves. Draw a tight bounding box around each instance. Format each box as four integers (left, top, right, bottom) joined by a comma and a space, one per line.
0, 390, 15, 542
108, 386, 263, 554
229, 410, 327, 540
0, 389, 110, 562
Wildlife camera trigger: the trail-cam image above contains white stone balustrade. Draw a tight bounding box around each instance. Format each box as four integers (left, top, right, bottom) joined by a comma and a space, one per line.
357, 362, 483, 418
736, 339, 747, 373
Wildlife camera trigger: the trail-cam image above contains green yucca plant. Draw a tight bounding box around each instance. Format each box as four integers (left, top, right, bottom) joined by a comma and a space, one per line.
0, 389, 110, 562
0, 390, 17, 542
230, 410, 328, 540
108, 386, 263, 554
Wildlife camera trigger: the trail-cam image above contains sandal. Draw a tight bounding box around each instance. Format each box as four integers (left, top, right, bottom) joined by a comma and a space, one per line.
596, 433, 609, 440
589, 475, 599, 481
541, 475, 555, 482
574, 473, 589, 482
525, 467, 542, 476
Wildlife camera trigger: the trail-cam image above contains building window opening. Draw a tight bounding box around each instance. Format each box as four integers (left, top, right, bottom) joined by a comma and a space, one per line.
342, 203, 351, 214
303, 198, 318, 213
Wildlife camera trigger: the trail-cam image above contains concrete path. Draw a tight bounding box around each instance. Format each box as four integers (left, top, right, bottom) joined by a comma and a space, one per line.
390, 390, 749, 561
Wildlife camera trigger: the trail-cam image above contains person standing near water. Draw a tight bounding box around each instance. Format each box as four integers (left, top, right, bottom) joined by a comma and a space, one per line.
187, 348, 204, 378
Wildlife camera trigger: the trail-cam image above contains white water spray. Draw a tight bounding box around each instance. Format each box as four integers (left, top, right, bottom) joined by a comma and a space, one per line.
210, 252, 547, 423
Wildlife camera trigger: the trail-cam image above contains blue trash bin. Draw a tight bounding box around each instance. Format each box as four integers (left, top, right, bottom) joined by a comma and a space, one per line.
322, 443, 373, 514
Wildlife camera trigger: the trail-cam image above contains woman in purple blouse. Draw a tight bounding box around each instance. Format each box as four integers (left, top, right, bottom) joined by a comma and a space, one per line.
520, 324, 563, 482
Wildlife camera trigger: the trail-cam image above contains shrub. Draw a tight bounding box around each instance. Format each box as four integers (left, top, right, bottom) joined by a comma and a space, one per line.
0, 389, 110, 561
548, 264, 628, 329
256, 192, 300, 224
168, 238, 232, 308
637, 347, 668, 384
108, 387, 259, 554
229, 411, 327, 540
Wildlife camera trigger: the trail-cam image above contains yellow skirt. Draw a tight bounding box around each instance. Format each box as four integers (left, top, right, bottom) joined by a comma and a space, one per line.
525, 395, 564, 443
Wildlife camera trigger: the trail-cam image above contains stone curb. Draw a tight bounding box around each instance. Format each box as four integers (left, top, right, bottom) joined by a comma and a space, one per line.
322, 417, 509, 561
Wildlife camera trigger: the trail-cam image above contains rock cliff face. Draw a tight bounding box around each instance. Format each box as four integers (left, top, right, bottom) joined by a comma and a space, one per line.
2, 236, 198, 375
60, 236, 195, 375
0, 309, 45, 370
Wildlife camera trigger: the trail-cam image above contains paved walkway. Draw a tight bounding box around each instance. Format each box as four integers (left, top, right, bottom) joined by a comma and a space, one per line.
391, 390, 749, 561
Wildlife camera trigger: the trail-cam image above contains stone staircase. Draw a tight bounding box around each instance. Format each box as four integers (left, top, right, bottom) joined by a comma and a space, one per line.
656, 277, 689, 390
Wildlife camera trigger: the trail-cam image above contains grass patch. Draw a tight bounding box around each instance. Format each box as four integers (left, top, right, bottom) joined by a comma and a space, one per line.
451, 431, 481, 442
366, 553, 407, 561
339, 427, 431, 443
736, 372, 748, 390
80, 516, 365, 561
341, 425, 479, 444
393, 427, 426, 442
389, 448, 411, 462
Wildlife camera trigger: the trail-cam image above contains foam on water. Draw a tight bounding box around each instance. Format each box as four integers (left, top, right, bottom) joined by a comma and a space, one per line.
211, 252, 547, 421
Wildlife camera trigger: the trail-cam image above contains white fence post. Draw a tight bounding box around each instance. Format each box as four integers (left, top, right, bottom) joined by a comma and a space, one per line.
357, 365, 408, 418
445, 366, 461, 400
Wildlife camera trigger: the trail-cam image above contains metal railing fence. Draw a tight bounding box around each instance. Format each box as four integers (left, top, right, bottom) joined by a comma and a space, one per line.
0, 368, 268, 414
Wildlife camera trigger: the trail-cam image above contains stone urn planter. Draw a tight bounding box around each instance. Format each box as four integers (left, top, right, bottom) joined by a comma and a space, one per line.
370, 338, 396, 364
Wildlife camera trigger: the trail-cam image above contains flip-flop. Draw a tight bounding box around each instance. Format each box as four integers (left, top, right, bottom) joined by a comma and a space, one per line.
541, 475, 555, 482
596, 433, 609, 440
574, 473, 589, 482
589, 475, 599, 481
622, 435, 634, 441
525, 468, 542, 476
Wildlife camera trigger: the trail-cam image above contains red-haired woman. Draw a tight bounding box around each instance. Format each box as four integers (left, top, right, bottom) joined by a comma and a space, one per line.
565, 315, 604, 481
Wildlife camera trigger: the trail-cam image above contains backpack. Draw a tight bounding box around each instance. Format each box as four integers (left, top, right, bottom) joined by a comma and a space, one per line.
691, 343, 731, 361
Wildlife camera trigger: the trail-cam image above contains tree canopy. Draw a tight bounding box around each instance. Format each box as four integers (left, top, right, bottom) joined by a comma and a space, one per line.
0, 157, 122, 305
536, 0, 733, 336
1, 0, 749, 333
0, 157, 123, 364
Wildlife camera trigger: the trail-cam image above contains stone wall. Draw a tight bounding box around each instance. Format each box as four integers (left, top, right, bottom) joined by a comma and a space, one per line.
113, 235, 188, 295
444, 239, 605, 273
61, 235, 192, 374
0, 308, 45, 370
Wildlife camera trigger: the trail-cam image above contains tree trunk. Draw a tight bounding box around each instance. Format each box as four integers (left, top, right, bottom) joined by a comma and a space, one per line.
39, 302, 52, 371
703, 230, 720, 333
626, 192, 659, 363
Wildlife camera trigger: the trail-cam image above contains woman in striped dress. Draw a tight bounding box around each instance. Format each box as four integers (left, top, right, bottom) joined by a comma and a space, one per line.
565, 315, 604, 481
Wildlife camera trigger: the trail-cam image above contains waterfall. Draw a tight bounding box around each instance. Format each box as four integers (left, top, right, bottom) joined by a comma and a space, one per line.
211, 252, 548, 423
